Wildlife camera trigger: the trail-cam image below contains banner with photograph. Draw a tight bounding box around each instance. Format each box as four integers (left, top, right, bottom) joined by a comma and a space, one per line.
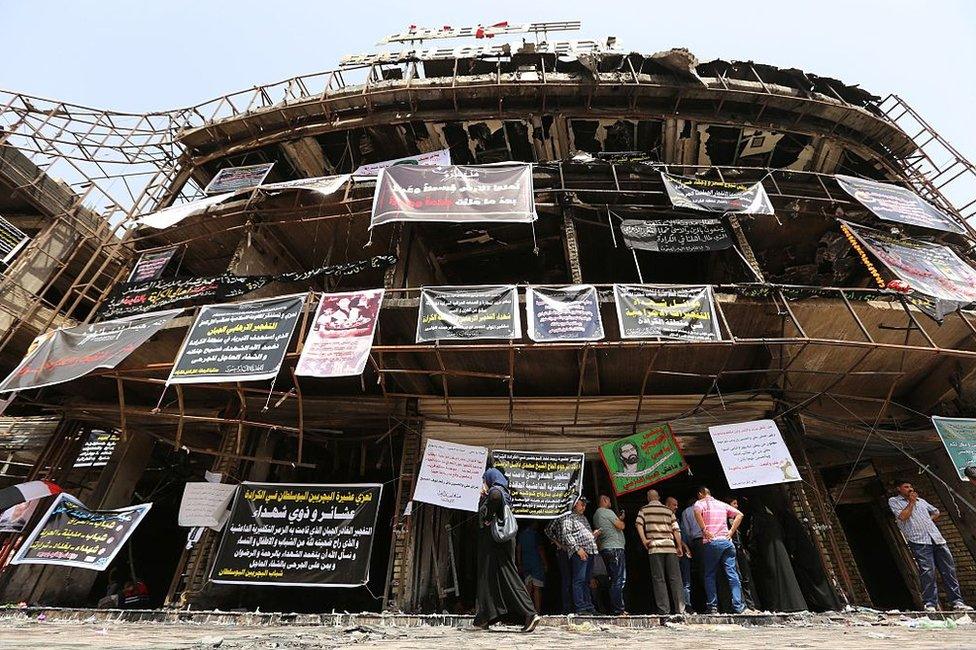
127, 247, 178, 284
417, 285, 521, 342
11, 494, 152, 571
708, 420, 801, 489
413, 439, 488, 512
931, 416, 976, 481
0, 309, 182, 393
844, 222, 976, 305
353, 148, 452, 177
599, 425, 688, 496
371, 164, 536, 227
210, 482, 382, 587
835, 174, 965, 234
490, 450, 584, 519
168, 294, 305, 385
296, 289, 384, 378
204, 163, 275, 194
0, 499, 39, 534
526, 285, 604, 342
73, 430, 119, 468
619, 218, 732, 253
99, 254, 395, 319
661, 173, 774, 215
613, 285, 721, 341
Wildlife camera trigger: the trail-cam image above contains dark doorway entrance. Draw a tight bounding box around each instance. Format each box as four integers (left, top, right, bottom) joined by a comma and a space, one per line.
834, 502, 914, 610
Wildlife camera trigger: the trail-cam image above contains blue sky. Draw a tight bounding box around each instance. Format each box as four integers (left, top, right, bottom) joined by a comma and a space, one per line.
3, 1, 975, 161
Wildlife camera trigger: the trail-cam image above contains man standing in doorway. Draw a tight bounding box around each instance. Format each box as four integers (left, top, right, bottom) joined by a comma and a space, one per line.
593, 494, 627, 615
667, 496, 694, 611
680, 496, 704, 612
889, 479, 973, 612
546, 497, 600, 615
693, 486, 747, 615
635, 489, 685, 614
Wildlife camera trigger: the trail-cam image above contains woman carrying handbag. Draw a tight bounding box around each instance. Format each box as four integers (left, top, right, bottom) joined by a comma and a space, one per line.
473, 468, 541, 632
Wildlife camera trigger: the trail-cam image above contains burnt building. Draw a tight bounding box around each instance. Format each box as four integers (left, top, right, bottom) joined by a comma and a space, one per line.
1, 22, 976, 615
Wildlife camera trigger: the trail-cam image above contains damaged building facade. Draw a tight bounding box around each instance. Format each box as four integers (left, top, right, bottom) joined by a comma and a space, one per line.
1, 22, 976, 615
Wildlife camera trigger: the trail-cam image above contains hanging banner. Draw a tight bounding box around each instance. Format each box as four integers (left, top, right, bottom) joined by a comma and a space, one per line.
613, 285, 721, 341
210, 482, 382, 587
371, 164, 536, 228
931, 416, 976, 481
490, 450, 584, 519
178, 482, 239, 527
204, 163, 275, 194
526, 285, 604, 342
258, 174, 350, 198
413, 439, 488, 512
661, 173, 774, 215
73, 429, 119, 468
0, 309, 182, 393
296, 289, 384, 378
599, 424, 688, 496
417, 285, 521, 342
11, 494, 152, 571
353, 149, 452, 177
844, 222, 976, 305
127, 247, 178, 284
99, 255, 395, 320
0, 214, 30, 265
168, 294, 305, 385
835, 174, 965, 234
708, 420, 801, 489
619, 218, 732, 253
0, 499, 40, 534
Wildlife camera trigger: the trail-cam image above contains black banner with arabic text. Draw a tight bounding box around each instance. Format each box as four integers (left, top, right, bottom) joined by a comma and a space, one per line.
210, 482, 382, 587
661, 173, 774, 215
619, 218, 732, 252
417, 285, 522, 342
614, 285, 721, 341
491, 450, 584, 519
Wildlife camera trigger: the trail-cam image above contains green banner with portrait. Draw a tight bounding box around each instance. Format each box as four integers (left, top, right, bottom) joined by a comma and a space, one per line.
599, 424, 688, 496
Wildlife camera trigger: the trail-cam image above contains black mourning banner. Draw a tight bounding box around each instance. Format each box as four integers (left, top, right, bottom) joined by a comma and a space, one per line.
370, 164, 536, 227
73, 429, 119, 468
210, 482, 382, 587
491, 450, 584, 519
526, 285, 604, 342
416, 285, 522, 342
0, 310, 182, 393
619, 218, 732, 253
614, 285, 721, 341
99, 255, 396, 320
168, 294, 305, 385
835, 174, 965, 234
661, 173, 775, 215
11, 494, 151, 571
127, 248, 178, 284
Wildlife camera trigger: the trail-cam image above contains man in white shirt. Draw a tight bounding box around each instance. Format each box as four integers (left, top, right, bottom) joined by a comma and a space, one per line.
888, 479, 972, 612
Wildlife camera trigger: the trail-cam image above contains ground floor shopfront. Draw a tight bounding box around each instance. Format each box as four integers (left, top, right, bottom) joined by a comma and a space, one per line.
1, 394, 976, 616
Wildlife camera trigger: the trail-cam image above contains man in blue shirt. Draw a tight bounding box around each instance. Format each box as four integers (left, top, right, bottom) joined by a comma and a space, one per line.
888, 479, 972, 612
679, 497, 704, 612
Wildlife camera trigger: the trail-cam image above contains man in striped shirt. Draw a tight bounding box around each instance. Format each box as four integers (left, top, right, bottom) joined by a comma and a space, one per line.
693, 486, 746, 614
635, 489, 685, 614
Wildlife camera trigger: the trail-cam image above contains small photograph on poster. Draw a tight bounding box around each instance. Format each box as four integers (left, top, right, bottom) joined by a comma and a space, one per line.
296, 289, 384, 378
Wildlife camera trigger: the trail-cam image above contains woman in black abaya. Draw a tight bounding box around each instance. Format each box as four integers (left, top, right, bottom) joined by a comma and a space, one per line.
474, 468, 541, 632
745, 492, 807, 612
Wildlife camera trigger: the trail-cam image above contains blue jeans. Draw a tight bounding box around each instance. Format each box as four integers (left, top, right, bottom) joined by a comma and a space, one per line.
557, 550, 573, 613
601, 548, 627, 614
679, 555, 692, 607
701, 538, 743, 613
909, 541, 964, 607
570, 552, 596, 614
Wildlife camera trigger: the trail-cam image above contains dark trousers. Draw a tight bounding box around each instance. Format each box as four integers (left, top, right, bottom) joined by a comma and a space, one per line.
601, 548, 627, 614
570, 552, 596, 614
701, 538, 743, 613
909, 541, 964, 607
648, 552, 685, 614
679, 555, 692, 608
557, 550, 573, 613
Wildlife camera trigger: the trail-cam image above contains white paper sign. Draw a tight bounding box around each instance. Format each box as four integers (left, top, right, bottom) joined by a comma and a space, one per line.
178, 482, 238, 528
708, 419, 801, 489
412, 439, 488, 512
353, 149, 451, 177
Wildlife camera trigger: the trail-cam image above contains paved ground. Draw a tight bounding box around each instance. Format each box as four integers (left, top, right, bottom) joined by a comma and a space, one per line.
0, 614, 974, 649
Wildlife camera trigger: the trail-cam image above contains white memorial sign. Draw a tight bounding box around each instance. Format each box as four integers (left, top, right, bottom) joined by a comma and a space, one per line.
708, 419, 801, 489
412, 439, 488, 512
178, 482, 238, 528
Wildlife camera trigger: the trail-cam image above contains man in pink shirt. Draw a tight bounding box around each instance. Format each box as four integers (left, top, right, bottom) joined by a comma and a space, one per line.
693, 486, 746, 614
